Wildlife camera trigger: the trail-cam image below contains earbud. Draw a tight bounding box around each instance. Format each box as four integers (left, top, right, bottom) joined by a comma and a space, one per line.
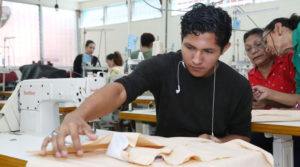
176, 85, 181, 94
176, 61, 185, 94
181, 61, 186, 68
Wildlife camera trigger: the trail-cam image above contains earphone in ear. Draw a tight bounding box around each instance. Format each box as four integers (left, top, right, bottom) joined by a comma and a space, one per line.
176, 85, 181, 94
181, 61, 186, 68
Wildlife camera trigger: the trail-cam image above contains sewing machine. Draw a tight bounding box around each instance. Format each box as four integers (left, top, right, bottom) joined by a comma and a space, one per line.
0, 72, 106, 136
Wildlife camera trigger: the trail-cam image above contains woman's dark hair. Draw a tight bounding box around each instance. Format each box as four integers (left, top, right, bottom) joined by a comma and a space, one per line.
180, 3, 232, 51
141, 33, 155, 47
243, 28, 264, 42
265, 13, 300, 31
85, 40, 95, 47
106, 51, 123, 66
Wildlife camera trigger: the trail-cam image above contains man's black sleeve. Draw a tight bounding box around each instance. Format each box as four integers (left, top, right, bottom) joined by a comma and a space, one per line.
115, 56, 161, 105
228, 80, 253, 138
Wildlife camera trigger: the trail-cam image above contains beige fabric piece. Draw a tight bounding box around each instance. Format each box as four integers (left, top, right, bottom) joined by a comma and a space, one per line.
27, 132, 273, 167
252, 109, 300, 122
124, 147, 172, 165
27, 132, 163, 155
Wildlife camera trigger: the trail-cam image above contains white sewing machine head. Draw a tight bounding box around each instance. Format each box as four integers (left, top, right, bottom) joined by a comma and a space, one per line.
0, 72, 107, 136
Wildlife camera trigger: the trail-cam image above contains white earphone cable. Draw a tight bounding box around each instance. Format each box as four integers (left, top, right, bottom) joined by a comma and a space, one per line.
176, 60, 217, 137
211, 64, 217, 137
176, 61, 184, 94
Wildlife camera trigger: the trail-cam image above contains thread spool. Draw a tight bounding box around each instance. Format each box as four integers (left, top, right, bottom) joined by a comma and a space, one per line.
137, 51, 144, 60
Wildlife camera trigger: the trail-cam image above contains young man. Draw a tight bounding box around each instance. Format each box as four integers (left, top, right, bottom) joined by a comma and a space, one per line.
131, 33, 155, 59
41, 3, 252, 157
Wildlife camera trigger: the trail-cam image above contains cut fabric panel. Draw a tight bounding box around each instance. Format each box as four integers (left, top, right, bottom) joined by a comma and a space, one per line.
252, 109, 300, 122
27, 132, 273, 167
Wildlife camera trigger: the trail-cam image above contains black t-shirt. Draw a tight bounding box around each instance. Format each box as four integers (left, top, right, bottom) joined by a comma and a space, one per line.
116, 51, 252, 138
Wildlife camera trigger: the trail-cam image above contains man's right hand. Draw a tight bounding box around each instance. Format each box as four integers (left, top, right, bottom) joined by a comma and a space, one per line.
39, 83, 127, 157
40, 111, 98, 157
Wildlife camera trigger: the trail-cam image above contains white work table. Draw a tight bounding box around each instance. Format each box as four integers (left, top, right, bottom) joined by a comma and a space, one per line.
119, 109, 156, 122
0, 130, 113, 167
252, 121, 300, 136
132, 95, 155, 104
120, 109, 300, 136
0, 132, 42, 167
252, 121, 300, 167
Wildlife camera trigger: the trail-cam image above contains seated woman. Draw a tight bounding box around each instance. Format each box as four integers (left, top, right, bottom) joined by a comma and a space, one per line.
106, 51, 124, 75
244, 28, 297, 153
73, 40, 100, 77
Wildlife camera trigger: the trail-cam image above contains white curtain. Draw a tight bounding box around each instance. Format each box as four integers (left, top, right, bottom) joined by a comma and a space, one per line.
0, 1, 40, 66
42, 7, 77, 67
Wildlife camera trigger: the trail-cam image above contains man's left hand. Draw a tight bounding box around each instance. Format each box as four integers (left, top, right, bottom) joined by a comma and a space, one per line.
199, 134, 222, 143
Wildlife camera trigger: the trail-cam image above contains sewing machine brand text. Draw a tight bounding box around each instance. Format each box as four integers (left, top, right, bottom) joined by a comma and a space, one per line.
23, 91, 36, 95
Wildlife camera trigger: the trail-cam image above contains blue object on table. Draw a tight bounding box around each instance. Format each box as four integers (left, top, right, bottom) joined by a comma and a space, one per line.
128, 34, 138, 51
83, 54, 90, 64
233, 19, 241, 29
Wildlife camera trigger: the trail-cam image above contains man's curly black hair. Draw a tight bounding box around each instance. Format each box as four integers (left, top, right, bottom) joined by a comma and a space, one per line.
181, 3, 232, 51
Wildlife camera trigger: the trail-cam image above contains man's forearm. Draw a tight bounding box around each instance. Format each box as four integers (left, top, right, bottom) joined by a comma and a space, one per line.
75, 82, 127, 121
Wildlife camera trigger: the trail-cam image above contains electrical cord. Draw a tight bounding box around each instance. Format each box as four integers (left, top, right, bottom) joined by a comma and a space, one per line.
237, 6, 259, 28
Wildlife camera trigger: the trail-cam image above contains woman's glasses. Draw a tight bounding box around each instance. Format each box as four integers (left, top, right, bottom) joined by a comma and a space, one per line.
263, 30, 279, 55
245, 41, 265, 54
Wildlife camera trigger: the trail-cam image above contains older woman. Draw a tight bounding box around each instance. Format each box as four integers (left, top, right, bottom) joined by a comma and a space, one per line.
244, 28, 296, 109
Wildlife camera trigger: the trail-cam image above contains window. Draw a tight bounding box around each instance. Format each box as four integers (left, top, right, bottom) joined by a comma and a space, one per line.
171, 0, 276, 15
132, 0, 162, 21
42, 7, 77, 67
171, 0, 208, 16
105, 2, 128, 25
0, 1, 40, 66
81, 7, 104, 28
255, 0, 278, 3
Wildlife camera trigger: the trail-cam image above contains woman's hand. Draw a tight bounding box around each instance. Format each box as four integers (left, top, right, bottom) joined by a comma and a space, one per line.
252, 85, 272, 101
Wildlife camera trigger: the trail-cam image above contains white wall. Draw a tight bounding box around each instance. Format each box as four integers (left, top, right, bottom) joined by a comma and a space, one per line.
79, 0, 300, 66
